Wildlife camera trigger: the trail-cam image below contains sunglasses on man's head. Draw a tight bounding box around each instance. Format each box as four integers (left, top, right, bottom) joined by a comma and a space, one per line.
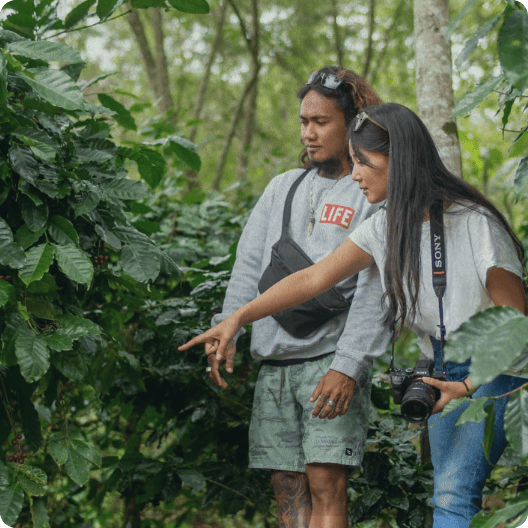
353, 111, 388, 132
306, 71, 343, 90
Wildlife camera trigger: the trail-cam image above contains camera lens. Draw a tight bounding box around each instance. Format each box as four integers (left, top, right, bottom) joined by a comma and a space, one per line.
400, 380, 436, 424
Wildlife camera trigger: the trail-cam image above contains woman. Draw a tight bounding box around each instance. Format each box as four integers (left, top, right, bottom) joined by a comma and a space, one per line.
180, 103, 527, 527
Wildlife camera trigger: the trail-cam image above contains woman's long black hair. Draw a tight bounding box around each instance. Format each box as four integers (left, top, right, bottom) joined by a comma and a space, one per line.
349, 103, 525, 333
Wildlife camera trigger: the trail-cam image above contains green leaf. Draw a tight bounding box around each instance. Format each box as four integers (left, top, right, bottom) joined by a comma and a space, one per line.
454, 15, 501, 69
96, 0, 125, 20
27, 273, 59, 294
118, 146, 166, 189
15, 327, 50, 383
19, 196, 48, 232
19, 243, 54, 286
25, 298, 61, 320
514, 157, 528, 200
0, 241, 26, 269
100, 178, 149, 201
31, 498, 50, 528
130, 0, 166, 7
0, 281, 15, 307
45, 333, 74, 351
64, 0, 97, 29
70, 438, 102, 467
98, 93, 137, 130
74, 138, 116, 162
0, 484, 24, 527
504, 386, 528, 457
14, 224, 45, 250
51, 348, 88, 380
470, 493, 528, 528
17, 465, 48, 497
15, 68, 85, 111
176, 469, 206, 492
8, 40, 82, 63
9, 146, 39, 182
482, 403, 495, 462
55, 314, 101, 338
47, 435, 69, 465
0, 51, 7, 104
53, 244, 94, 286
73, 183, 101, 216
455, 397, 489, 426
0, 463, 12, 491
498, 9, 528, 91
445, 306, 528, 385
444, 0, 479, 38
168, 137, 201, 171
452, 76, 503, 116
64, 447, 91, 486
48, 215, 79, 247
167, 0, 210, 14
182, 188, 206, 205
119, 244, 161, 283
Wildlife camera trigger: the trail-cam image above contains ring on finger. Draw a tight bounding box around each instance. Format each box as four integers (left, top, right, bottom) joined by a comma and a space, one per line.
205, 367, 212, 373
326, 399, 336, 407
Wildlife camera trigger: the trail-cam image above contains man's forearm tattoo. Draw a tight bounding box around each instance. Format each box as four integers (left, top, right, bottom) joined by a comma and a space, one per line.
271, 472, 312, 528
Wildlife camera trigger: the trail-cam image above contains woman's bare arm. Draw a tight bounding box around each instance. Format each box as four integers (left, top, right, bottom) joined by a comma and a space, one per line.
486, 267, 527, 314
178, 239, 375, 358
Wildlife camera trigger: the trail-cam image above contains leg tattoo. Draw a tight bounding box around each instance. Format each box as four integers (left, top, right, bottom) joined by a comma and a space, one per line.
271, 471, 312, 528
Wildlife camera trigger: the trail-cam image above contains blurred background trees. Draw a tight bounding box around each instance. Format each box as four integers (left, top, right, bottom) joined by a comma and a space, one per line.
0, 0, 526, 526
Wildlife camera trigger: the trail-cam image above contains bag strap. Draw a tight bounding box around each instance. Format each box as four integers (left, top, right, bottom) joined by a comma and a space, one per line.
429, 201, 447, 370
389, 201, 447, 374
281, 168, 312, 237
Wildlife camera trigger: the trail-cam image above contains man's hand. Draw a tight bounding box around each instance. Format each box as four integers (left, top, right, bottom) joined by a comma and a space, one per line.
422, 377, 472, 414
310, 370, 356, 420
205, 340, 237, 390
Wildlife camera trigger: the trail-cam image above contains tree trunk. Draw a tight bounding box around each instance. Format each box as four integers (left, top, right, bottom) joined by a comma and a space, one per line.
151, 8, 174, 118
122, 411, 141, 528
212, 72, 259, 190
362, 0, 376, 79
127, 9, 159, 96
236, 73, 258, 182
331, 0, 344, 68
213, 0, 260, 189
189, 0, 229, 143
127, 6, 175, 123
185, 0, 230, 189
236, 0, 260, 182
370, 0, 406, 87
413, 0, 462, 177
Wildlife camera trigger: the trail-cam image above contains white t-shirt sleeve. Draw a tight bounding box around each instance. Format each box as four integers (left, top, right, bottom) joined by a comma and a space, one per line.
348, 209, 386, 257
467, 210, 522, 286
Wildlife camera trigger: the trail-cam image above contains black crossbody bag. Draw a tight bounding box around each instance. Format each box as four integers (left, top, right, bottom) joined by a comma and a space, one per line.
257, 169, 353, 338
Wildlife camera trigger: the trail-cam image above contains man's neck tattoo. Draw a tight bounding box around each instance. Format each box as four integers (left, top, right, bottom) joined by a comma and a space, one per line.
311, 158, 346, 179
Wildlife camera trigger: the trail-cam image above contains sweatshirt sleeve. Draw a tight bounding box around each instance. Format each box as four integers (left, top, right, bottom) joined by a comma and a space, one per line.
329, 263, 391, 382
210, 179, 277, 338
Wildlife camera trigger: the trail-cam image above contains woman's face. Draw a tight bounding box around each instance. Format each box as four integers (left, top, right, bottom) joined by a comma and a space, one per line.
350, 146, 389, 203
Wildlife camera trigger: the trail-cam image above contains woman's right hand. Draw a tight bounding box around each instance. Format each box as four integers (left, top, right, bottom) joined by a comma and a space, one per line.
178, 315, 242, 364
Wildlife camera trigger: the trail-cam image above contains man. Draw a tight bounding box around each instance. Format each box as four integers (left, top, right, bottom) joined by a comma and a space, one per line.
207, 66, 390, 528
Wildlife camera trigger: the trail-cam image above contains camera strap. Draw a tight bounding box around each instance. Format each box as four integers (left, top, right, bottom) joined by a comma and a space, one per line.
429, 201, 447, 369
389, 201, 446, 374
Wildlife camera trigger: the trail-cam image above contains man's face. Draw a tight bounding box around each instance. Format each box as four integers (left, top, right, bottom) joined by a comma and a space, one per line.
300, 90, 349, 169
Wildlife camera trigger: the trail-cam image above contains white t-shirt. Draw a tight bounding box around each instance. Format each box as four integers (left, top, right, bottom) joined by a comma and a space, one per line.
349, 204, 523, 359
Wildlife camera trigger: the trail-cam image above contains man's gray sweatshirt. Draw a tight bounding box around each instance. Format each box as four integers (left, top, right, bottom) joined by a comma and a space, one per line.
212, 168, 391, 382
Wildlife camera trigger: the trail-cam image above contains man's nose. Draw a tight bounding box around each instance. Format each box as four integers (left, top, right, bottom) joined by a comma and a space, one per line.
303, 122, 316, 140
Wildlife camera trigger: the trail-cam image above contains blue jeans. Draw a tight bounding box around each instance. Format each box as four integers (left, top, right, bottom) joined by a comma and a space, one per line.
428, 338, 526, 528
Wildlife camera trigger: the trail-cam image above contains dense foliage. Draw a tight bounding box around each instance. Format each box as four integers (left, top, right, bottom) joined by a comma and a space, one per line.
0, 0, 526, 527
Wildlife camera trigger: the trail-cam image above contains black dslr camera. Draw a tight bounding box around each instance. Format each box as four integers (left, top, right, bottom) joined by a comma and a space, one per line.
391, 359, 445, 424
